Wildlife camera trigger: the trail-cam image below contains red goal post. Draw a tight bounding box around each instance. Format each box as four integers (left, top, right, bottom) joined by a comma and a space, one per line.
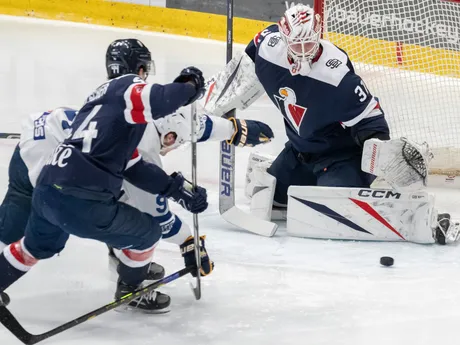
314, 0, 460, 186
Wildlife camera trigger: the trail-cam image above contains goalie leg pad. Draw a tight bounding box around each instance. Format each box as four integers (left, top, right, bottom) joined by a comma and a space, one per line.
245, 151, 276, 199
249, 166, 276, 222
287, 186, 436, 244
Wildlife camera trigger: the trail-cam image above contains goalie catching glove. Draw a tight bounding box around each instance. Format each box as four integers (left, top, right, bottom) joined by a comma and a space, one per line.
227, 118, 274, 147
362, 137, 433, 191
180, 236, 214, 276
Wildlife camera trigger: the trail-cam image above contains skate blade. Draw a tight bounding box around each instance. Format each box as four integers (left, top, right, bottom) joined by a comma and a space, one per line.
115, 305, 171, 315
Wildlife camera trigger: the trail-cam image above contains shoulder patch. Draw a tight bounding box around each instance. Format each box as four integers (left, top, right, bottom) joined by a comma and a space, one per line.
257, 32, 291, 70
253, 25, 279, 47
267, 35, 281, 47
308, 40, 350, 87
325, 58, 342, 69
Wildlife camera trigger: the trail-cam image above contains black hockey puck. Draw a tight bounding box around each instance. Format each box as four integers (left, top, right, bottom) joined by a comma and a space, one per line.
380, 256, 394, 267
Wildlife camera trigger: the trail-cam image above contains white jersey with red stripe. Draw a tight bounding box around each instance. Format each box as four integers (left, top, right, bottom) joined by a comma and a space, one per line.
19, 107, 77, 187
245, 24, 389, 162
38, 74, 196, 199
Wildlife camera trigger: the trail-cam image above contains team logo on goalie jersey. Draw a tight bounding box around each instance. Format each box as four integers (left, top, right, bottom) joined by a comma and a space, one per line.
274, 87, 307, 133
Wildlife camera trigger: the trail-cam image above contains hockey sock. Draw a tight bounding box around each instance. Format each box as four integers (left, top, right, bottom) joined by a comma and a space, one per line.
0, 253, 27, 291
117, 260, 150, 287
113, 245, 156, 286
0, 240, 38, 291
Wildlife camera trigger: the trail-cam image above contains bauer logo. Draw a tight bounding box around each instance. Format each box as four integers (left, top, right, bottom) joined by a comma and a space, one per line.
220, 141, 233, 196
358, 189, 401, 199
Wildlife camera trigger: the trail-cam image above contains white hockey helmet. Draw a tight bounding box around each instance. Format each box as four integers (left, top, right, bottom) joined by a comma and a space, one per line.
278, 4, 322, 62
153, 108, 195, 155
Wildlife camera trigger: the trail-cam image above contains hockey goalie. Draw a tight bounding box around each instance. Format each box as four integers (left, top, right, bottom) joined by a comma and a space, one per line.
201, 3, 460, 245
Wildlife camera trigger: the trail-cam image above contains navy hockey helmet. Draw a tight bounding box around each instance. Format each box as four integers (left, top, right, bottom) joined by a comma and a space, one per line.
106, 39, 154, 79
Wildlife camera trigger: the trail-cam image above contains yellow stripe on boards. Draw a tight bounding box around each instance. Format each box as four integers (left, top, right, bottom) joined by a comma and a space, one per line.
0, 0, 458, 78
0, 0, 272, 44
326, 32, 460, 78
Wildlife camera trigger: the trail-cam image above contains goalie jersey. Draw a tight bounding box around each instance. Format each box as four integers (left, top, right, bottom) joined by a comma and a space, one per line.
245, 24, 390, 163
38, 74, 196, 199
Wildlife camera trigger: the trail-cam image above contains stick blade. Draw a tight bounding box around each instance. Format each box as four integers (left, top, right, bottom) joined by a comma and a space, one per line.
221, 206, 278, 237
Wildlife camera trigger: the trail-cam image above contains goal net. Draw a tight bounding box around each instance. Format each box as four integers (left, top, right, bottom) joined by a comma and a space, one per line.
315, 0, 460, 177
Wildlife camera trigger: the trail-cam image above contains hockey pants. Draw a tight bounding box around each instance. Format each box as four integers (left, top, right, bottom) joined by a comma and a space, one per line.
0, 145, 33, 245
267, 142, 376, 205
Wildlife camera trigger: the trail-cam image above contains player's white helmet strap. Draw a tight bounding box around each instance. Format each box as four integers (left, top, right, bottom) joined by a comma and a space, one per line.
278, 4, 322, 63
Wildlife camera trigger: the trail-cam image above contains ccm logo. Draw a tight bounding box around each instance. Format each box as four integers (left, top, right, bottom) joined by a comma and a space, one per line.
358, 189, 401, 199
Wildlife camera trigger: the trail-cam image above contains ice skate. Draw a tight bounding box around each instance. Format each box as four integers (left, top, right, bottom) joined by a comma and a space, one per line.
115, 280, 171, 314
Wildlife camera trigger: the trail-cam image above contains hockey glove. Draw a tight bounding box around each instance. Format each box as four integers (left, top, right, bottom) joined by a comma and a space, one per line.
174, 66, 205, 105
180, 235, 214, 277
227, 118, 274, 147
162, 172, 208, 213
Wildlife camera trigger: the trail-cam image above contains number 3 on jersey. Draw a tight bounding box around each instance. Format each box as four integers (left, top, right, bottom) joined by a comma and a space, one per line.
354, 80, 370, 102
71, 105, 102, 153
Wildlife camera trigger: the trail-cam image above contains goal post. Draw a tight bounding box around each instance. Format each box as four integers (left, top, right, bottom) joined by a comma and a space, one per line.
314, 0, 460, 185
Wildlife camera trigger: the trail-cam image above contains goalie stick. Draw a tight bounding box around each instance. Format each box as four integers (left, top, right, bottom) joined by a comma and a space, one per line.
0, 266, 193, 345
218, 0, 278, 237
190, 102, 202, 300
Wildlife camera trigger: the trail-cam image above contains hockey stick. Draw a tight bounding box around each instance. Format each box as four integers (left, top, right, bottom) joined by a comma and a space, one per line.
218, 0, 278, 237
0, 266, 193, 345
190, 102, 201, 300
0, 132, 20, 139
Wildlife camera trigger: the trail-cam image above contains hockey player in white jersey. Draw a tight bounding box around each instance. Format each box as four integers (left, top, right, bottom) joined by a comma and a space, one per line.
0, 108, 76, 251
109, 106, 274, 278
201, 3, 459, 244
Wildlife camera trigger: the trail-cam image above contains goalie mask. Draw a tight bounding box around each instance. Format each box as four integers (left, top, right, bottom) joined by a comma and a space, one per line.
278, 4, 322, 64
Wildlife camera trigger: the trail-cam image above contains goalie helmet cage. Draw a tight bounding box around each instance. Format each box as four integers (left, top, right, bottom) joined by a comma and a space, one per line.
314, 0, 460, 186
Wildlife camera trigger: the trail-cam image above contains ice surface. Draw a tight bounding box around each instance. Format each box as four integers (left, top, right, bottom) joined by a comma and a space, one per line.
1, 15, 460, 345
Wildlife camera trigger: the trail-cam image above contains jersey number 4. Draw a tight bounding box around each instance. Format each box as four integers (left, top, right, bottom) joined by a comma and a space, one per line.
71, 105, 101, 153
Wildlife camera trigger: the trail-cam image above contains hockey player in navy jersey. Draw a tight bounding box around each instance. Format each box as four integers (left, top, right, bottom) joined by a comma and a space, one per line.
202, 4, 454, 243
0, 38, 211, 312
0, 39, 274, 310
204, 3, 390, 211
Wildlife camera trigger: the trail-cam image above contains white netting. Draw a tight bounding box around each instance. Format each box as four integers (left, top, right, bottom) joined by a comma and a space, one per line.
318, 0, 460, 175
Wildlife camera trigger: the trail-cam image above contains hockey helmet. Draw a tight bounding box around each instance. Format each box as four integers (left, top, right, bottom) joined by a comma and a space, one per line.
154, 108, 199, 155
106, 39, 155, 80
278, 4, 322, 62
